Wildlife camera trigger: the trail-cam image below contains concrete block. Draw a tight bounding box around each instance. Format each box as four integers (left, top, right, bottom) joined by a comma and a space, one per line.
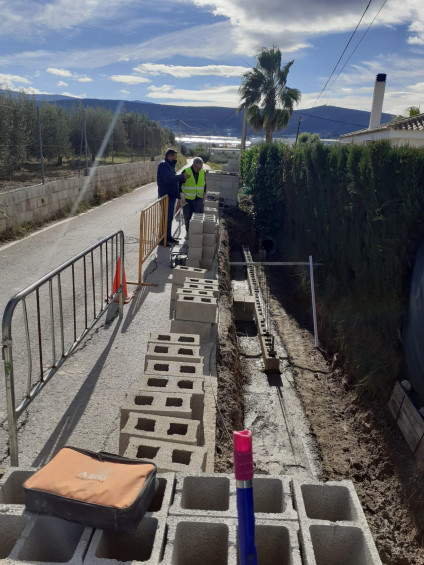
139, 376, 204, 424
172, 265, 206, 285
144, 359, 205, 380
140, 374, 205, 396
201, 245, 216, 260
203, 207, 218, 218
200, 257, 214, 270
169, 474, 296, 521
233, 294, 255, 321
183, 276, 218, 285
171, 318, 217, 342
176, 288, 215, 301
119, 413, 200, 454
175, 295, 218, 323
293, 479, 382, 565
121, 391, 195, 427
85, 518, 165, 565
84, 476, 174, 565
188, 233, 203, 248
203, 233, 217, 247
144, 342, 202, 369
188, 219, 204, 235
161, 516, 301, 565
0, 467, 36, 504
205, 190, 220, 201
124, 438, 207, 473
183, 283, 218, 298
171, 283, 183, 300
148, 332, 200, 346
161, 516, 236, 565
186, 258, 200, 268
8, 514, 93, 565
0, 508, 32, 560
187, 246, 202, 261
204, 199, 219, 208
203, 218, 218, 234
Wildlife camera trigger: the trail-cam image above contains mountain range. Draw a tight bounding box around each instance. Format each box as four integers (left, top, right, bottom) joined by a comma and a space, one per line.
4, 91, 394, 139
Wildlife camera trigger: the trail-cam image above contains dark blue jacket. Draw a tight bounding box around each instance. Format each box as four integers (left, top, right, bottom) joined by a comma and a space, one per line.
157, 159, 185, 199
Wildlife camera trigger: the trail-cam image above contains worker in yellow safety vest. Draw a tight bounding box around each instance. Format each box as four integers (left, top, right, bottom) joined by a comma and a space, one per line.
180, 157, 206, 235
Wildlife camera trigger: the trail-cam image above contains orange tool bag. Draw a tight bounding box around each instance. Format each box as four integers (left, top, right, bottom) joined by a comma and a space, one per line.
23, 446, 158, 533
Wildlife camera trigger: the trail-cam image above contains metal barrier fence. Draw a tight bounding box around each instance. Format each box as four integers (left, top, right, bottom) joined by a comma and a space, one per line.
2, 230, 125, 466
128, 195, 169, 286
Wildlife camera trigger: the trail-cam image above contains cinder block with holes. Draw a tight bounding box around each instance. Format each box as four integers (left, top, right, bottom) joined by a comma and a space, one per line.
144, 359, 205, 380
124, 438, 207, 473
176, 288, 215, 301
292, 479, 382, 565
7, 513, 93, 565
188, 218, 204, 236
144, 342, 202, 369
188, 233, 203, 248
169, 473, 297, 521
119, 413, 200, 455
201, 245, 216, 260
0, 467, 37, 505
161, 516, 301, 565
84, 473, 174, 565
0, 507, 32, 561
203, 207, 218, 218
204, 199, 219, 208
139, 375, 204, 423
175, 295, 218, 323
148, 332, 200, 347
120, 392, 195, 428
172, 265, 206, 285
202, 218, 218, 234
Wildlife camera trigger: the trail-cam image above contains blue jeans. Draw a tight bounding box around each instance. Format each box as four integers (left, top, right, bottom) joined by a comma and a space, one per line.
166, 197, 176, 238
182, 197, 204, 232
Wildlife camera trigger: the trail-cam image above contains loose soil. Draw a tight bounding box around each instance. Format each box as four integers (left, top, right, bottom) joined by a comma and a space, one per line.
215, 212, 424, 565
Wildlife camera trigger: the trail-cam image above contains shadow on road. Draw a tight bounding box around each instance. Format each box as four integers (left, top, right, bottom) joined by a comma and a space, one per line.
32, 319, 121, 467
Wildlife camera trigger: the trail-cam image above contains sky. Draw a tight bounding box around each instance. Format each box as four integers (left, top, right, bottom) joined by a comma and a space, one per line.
1, 0, 424, 117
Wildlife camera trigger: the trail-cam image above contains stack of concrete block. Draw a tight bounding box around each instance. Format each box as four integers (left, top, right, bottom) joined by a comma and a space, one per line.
171, 265, 207, 299
206, 171, 239, 207
171, 270, 219, 341
186, 212, 219, 270
222, 158, 240, 174
0, 469, 382, 564
120, 330, 208, 473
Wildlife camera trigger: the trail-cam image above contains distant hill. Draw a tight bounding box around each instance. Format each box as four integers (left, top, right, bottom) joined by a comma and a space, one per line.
9, 91, 394, 139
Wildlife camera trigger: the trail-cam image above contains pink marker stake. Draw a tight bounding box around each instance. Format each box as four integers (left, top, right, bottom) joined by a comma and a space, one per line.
233, 430, 258, 565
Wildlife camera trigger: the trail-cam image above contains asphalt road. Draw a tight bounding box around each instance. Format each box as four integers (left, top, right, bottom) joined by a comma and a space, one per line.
0, 179, 182, 467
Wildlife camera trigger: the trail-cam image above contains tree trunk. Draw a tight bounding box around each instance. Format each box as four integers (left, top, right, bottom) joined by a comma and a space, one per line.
265, 128, 273, 143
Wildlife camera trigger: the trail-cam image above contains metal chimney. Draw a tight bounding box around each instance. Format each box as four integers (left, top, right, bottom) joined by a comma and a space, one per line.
369, 73, 387, 130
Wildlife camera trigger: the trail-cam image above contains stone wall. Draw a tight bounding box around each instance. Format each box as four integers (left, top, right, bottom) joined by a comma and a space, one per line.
0, 158, 160, 237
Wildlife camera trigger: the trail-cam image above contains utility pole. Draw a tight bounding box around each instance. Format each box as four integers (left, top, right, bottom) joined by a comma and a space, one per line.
83, 108, 89, 175
240, 110, 247, 151
295, 115, 302, 144
36, 106, 45, 185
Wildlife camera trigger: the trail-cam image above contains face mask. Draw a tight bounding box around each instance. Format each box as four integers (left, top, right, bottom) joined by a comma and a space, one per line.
172, 159, 177, 165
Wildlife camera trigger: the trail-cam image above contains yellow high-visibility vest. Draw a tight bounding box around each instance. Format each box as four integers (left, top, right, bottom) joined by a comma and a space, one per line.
181, 167, 205, 199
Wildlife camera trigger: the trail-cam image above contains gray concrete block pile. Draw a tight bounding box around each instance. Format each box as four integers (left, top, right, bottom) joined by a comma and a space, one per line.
186, 212, 219, 270
0, 469, 382, 564
205, 171, 239, 207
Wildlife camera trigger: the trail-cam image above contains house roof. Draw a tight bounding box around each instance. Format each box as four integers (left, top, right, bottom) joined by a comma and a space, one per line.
340, 112, 424, 139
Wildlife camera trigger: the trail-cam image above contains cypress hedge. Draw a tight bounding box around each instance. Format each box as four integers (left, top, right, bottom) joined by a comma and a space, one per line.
240, 140, 424, 394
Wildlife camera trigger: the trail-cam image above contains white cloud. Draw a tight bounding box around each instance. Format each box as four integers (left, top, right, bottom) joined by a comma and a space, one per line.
0, 0, 139, 37
57, 80, 68, 87
47, 67, 72, 77
76, 76, 93, 83
120, 89, 130, 95
110, 75, 151, 85
147, 83, 240, 107
0, 73, 30, 86
61, 91, 84, 98
135, 63, 247, 78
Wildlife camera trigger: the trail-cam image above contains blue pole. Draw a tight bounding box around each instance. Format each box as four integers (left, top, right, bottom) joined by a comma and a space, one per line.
234, 430, 258, 565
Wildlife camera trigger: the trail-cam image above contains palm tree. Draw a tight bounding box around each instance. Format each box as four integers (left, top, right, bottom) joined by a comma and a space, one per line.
239, 46, 301, 143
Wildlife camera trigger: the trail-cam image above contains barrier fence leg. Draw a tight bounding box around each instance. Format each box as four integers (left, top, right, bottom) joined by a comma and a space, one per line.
309, 255, 319, 348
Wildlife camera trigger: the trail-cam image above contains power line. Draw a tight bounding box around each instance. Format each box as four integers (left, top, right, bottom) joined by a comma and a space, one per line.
327, 0, 389, 93
312, 0, 374, 107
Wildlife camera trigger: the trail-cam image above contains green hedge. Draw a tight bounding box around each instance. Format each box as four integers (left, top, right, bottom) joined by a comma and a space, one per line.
240, 141, 424, 393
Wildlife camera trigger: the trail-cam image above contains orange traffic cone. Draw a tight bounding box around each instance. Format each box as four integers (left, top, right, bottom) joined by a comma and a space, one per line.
112, 257, 132, 304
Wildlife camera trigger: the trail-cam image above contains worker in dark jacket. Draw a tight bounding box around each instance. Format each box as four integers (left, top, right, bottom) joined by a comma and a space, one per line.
157, 148, 190, 245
